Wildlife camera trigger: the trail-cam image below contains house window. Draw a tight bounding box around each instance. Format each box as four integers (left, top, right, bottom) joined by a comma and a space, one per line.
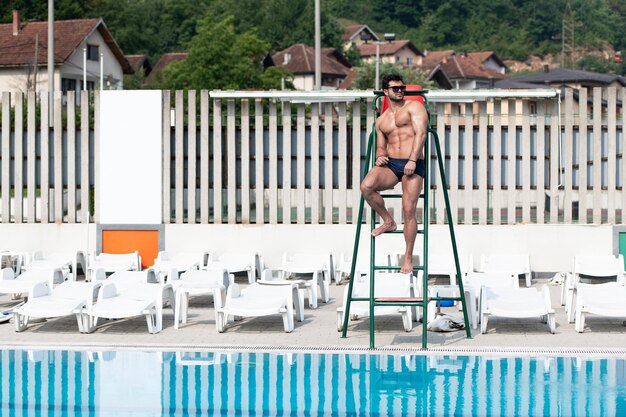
395, 56, 400, 63
406, 57, 413, 65
61, 78, 77, 93
87, 44, 99, 61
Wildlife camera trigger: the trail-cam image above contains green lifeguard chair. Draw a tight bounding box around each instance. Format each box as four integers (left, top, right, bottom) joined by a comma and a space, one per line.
340, 88, 473, 349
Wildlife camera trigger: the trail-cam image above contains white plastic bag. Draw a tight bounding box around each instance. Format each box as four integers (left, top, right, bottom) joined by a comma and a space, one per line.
427, 314, 465, 332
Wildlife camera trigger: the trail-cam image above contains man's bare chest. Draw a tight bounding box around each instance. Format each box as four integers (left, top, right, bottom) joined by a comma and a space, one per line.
380, 110, 412, 134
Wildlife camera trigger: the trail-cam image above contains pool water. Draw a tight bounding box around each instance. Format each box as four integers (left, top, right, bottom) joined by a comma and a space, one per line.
1, 349, 625, 416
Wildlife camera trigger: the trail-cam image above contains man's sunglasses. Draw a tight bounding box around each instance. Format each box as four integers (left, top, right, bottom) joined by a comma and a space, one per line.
388, 86, 406, 93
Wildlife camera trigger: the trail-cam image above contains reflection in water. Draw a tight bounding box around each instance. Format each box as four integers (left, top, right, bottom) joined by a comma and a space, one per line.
0, 349, 625, 416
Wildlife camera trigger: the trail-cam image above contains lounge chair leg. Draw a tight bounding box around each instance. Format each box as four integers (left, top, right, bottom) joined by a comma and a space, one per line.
566, 289, 576, 323
76, 313, 85, 333
548, 313, 556, 334
83, 316, 97, 333
14, 313, 28, 332
575, 309, 585, 333
146, 311, 158, 334
308, 284, 318, 309
282, 305, 294, 332
336, 309, 344, 332
216, 310, 226, 333
402, 307, 412, 332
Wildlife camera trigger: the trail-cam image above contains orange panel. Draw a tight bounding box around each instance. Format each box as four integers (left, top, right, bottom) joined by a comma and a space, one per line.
102, 230, 159, 269
380, 84, 425, 113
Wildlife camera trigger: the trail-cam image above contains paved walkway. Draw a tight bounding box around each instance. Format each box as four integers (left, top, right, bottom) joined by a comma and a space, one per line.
1, 278, 626, 352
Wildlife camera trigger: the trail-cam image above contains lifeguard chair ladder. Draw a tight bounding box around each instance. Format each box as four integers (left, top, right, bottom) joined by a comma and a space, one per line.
340, 89, 472, 349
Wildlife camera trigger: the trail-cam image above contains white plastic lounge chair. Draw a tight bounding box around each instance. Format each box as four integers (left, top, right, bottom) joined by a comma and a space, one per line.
13, 276, 104, 332
0, 251, 25, 275
337, 272, 414, 332
82, 272, 173, 334
169, 268, 230, 329
562, 254, 625, 321
22, 251, 86, 281
215, 282, 303, 333
0, 267, 65, 298
258, 269, 305, 321
86, 251, 141, 281
426, 253, 474, 285
574, 282, 626, 332
280, 252, 333, 307
480, 285, 556, 334
152, 251, 207, 282
457, 271, 520, 328
479, 253, 532, 287
205, 252, 260, 284
335, 252, 392, 285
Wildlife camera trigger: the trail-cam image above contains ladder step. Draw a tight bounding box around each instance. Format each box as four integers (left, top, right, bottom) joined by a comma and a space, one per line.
374, 265, 424, 271
382, 229, 424, 234
382, 193, 425, 199
374, 297, 427, 306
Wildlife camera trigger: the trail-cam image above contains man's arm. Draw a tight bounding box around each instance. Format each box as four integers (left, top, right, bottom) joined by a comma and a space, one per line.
408, 101, 428, 161
403, 102, 428, 176
375, 118, 389, 166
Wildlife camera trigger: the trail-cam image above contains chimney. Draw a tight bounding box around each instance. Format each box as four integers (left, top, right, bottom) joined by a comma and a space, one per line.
543, 64, 550, 73
12, 10, 20, 36
283, 52, 291, 65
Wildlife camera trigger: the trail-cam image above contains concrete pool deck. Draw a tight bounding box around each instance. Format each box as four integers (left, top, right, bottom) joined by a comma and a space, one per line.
1, 278, 626, 353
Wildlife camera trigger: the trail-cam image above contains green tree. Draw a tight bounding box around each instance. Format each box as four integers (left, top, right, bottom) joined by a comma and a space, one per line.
351, 62, 434, 90
576, 55, 626, 75
259, 66, 295, 90
259, 0, 343, 51
163, 15, 272, 90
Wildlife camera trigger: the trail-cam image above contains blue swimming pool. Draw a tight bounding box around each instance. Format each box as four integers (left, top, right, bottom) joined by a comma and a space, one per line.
0, 349, 625, 416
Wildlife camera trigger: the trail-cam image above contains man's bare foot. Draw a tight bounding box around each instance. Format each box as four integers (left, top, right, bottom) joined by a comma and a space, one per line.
400, 259, 413, 274
372, 221, 397, 237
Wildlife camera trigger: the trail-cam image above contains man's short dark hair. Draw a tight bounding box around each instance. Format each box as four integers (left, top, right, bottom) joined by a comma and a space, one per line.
382, 73, 404, 89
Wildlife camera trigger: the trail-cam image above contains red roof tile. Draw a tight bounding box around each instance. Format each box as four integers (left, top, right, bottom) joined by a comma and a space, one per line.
422, 50, 454, 66
125, 54, 150, 74
272, 44, 349, 76
438, 54, 506, 80
357, 40, 423, 58
0, 18, 132, 73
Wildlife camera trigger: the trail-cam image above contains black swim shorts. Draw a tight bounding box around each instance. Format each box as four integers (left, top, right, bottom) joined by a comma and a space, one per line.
386, 158, 425, 180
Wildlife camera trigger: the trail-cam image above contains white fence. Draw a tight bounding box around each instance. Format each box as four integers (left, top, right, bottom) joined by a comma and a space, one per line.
0, 87, 624, 225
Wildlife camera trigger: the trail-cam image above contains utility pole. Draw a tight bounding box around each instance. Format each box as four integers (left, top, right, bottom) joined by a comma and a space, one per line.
562, 0, 574, 68
48, 0, 54, 122
314, 0, 321, 90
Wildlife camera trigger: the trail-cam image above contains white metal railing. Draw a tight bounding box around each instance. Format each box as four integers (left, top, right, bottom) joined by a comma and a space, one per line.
0, 87, 624, 225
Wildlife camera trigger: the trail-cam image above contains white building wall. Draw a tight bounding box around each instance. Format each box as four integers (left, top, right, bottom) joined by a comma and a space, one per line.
293, 74, 315, 91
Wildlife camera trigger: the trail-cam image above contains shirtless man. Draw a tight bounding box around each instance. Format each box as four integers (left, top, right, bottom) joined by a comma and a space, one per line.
360, 74, 428, 274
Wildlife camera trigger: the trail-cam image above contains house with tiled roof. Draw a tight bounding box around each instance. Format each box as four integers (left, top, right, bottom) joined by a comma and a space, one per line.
0, 10, 132, 96
272, 44, 350, 91
495, 67, 626, 89
144, 52, 188, 85
341, 24, 379, 51
125, 54, 152, 77
467, 51, 507, 75
420, 51, 506, 89
357, 40, 424, 67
